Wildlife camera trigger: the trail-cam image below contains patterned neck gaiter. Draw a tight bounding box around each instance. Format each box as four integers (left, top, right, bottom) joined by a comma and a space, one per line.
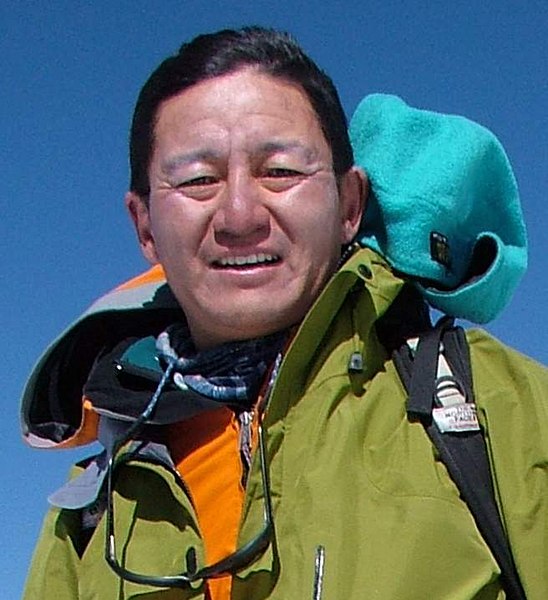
156, 323, 289, 410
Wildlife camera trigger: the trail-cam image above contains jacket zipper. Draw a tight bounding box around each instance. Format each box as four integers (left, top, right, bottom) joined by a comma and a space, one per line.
313, 545, 325, 600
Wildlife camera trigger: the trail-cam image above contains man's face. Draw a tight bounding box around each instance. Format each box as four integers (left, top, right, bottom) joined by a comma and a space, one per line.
128, 68, 364, 349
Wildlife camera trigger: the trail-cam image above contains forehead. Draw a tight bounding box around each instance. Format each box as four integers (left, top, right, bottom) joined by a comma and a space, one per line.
151, 68, 328, 157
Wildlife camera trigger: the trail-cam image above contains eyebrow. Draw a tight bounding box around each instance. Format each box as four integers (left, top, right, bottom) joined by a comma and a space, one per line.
256, 141, 319, 163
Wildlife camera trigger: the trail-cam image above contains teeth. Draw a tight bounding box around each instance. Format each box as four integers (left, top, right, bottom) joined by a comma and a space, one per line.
217, 253, 278, 267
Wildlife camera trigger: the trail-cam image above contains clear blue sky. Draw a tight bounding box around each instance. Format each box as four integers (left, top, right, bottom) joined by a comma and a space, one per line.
2, 1, 547, 595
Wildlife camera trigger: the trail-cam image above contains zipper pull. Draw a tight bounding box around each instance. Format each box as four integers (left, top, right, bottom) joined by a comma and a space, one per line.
313, 545, 325, 600
238, 410, 254, 485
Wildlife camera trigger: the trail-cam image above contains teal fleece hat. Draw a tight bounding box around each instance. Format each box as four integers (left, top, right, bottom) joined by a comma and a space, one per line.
349, 94, 527, 324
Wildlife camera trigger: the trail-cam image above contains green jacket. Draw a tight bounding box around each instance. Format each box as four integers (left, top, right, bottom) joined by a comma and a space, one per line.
23, 249, 548, 599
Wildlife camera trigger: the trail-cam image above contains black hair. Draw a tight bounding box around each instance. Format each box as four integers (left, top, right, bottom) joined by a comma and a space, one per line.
129, 26, 354, 197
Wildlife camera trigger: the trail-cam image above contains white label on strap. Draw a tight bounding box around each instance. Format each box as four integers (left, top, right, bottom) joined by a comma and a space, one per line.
433, 403, 480, 433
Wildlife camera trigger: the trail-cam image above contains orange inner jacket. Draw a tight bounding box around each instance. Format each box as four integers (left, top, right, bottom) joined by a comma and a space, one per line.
168, 406, 252, 600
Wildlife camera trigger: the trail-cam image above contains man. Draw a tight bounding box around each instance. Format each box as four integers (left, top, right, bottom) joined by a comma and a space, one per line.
22, 27, 547, 599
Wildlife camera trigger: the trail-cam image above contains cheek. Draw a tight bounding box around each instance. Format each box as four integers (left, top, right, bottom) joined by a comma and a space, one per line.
278, 181, 341, 233
149, 202, 208, 257
292, 202, 343, 254
302, 202, 345, 267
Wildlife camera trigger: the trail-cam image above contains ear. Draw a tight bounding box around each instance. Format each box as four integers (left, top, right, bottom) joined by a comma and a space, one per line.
125, 191, 160, 264
339, 166, 368, 243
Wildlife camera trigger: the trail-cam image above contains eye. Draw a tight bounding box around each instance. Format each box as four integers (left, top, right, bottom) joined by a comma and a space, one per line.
177, 175, 219, 188
264, 167, 302, 178
260, 167, 305, 192
173, 175, 221, 200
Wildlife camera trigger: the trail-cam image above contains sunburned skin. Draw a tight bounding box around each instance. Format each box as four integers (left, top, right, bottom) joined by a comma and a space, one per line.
127, 67, 365, 349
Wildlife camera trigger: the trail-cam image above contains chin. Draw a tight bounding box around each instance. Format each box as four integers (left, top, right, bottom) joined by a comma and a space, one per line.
221, 312, 293, 339
183, 288, 316, 348
196, 304, 302, 347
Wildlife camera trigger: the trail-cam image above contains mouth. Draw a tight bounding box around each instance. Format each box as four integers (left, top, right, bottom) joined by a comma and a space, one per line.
212, 253, 281, 269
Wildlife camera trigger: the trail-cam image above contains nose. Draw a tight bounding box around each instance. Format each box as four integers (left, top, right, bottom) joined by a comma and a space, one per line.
213, 169, 270, 243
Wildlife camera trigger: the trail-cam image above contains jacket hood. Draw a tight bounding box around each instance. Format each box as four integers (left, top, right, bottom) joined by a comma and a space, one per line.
21, 248, 409, 451
20, 265, 184, 449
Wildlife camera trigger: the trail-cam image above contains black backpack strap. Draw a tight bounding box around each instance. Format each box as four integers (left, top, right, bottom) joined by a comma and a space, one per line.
393, 318, 527, 600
